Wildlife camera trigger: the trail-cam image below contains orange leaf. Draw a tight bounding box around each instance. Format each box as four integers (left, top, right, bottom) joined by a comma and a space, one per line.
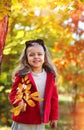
23, 94, 30, 101
27, 84, 32, 89
18, 83, 23, 90
10, 105, 23, 116
25, 84, 31, 91
30, 91, 40, 97
22, 78, 24, 83
32, 97, 44, 101
26, 80, 30, 84
15, 93, 23, 100
24, 75, 28, 81
27, 99, 36, 107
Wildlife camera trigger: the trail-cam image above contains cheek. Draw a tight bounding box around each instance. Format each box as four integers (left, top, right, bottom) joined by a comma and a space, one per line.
27, 56, 32, 63
28, 58, 33, 62
42, 55, 45, 62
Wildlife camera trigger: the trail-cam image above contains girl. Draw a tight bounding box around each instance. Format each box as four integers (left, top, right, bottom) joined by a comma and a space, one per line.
9, 39, 59, 130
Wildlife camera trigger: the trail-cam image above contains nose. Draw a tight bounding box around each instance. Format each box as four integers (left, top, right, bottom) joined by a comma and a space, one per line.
34, 54, 38, 58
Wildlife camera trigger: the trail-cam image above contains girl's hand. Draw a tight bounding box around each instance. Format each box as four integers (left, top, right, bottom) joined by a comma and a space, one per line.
50, 120, 58, 130
18, 100, 24, 106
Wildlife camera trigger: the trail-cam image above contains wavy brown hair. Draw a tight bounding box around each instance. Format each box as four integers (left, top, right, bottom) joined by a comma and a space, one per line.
12, 39, 57, 80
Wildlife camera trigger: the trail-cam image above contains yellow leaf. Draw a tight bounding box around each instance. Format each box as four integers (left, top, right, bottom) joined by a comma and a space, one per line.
22, 78, 24, 83
24, 90, 31, 96
30, 92, 40, 97
1, 117, 7, 123
15, 93, 23, 100
26, 84, 32, 90
16, 30, 24, 39
32, 97, 44, 101
24, 75, 28, 81
10, 105, 23, 116
26, 80, 30, 84
12, 0, 19, 4
23, 94, 30, 101
24, 84, 31, 94
27, 99, 36, 107
18, 83, 23, 90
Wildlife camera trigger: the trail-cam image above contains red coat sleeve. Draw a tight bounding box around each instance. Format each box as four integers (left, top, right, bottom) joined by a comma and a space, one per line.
9, 74, 21, 107
49, 77, 59, 120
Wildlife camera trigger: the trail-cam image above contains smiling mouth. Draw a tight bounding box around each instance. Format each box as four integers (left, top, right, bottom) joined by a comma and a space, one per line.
33, 61, 40, 63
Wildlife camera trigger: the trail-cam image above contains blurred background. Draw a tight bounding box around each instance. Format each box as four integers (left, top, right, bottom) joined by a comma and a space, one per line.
0, 0, 84, 130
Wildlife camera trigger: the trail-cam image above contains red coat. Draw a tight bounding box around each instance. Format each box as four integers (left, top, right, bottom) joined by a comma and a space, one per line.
9, 72, 59, 124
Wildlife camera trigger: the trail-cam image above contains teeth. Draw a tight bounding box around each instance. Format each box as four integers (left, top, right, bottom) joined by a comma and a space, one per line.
33, 61, 39, 63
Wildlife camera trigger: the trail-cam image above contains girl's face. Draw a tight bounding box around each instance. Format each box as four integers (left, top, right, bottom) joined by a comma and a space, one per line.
26, 44, 45, 72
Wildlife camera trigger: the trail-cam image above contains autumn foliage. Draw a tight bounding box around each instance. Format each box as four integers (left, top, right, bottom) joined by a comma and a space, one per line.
0, 0, 84, 129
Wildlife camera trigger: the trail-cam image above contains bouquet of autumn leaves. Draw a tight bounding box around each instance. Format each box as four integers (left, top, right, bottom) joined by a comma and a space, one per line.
10, 75, 43, 116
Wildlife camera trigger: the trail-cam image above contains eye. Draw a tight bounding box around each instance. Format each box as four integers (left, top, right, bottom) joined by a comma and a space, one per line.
38, 53, 43, 56
29, 53, 35, 56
